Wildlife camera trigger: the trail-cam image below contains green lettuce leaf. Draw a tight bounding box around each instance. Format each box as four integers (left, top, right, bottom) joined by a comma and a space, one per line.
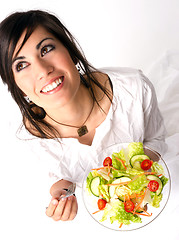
126, 168, 144, 177
112, 169, 130, 178
151, 162, 164, 175
112, 149, 126, 170
128, 175, 148, 193
160, 175, 169, 187
128, 142, 144, 159
111, 167, 143, 180
86, 172, 93, 189
150, 193, 163, 208
98, 185, 110, 202
101, 200, 141, 225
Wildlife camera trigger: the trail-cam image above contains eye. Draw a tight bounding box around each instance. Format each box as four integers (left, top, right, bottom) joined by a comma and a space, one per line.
41, 45, 55, 57
16, 62, 29, 72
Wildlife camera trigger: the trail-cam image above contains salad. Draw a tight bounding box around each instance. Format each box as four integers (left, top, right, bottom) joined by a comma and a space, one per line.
86, 142, 168, 228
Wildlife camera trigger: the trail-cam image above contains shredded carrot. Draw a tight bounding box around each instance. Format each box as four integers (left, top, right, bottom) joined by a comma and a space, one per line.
131, 211, 152, 217
107, 164, 111, 176
143, 172, 157, 175
107, 172, 157, 187
115, 157, 127, 169
158, 174, 163, 177
110, 166, 120, 171
128, 193, 136, 199
138, 207, 152, 216
119, 223, 123, 228
92, 166, 119, 171
107, 181, 131, 186
125, 194, 130, 201
92, 166, 107, 171
92, 209, 102, 214
133, 188, 147, 213
129, 193, 142, 199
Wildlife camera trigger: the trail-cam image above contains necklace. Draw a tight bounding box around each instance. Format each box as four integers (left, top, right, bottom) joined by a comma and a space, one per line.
46, 100, 95, 137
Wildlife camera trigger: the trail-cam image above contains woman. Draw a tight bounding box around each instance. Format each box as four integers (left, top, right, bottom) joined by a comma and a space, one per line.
0, 10, 166, 222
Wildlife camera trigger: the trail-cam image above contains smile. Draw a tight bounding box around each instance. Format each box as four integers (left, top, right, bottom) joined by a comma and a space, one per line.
41, 76, 64, 93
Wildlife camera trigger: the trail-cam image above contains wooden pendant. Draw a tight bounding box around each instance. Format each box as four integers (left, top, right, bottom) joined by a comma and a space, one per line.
77, 125, 88, 137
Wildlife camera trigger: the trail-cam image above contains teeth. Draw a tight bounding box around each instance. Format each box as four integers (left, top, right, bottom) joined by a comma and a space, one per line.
42, 78, 62, 93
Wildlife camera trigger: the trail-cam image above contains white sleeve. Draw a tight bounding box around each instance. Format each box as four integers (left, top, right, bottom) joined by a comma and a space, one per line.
140, 71, 167, 155
21, 138, 69, 186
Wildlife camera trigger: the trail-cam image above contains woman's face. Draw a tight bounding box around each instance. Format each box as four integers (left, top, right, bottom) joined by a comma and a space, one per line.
12, 26, 80, 111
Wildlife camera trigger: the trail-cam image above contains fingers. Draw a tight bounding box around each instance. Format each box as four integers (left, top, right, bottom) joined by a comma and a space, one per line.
68, 195, 78, 220
60, 195, 78, 221
46, 198, 59, 217
52, 197, 68, 221
46, 195, 78, 221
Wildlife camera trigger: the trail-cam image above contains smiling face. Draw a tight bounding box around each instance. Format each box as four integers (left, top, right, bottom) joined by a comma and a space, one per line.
12, 26, 81, 111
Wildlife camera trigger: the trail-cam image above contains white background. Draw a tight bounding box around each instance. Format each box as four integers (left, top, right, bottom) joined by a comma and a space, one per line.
0, 0, 179, 72
0, 1, 179, 240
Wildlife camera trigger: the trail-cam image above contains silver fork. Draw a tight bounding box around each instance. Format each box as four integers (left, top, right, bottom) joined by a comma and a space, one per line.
59, 182, 76, 200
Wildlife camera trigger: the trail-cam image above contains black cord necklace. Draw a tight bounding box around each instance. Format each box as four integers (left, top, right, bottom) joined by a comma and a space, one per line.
46, 100, 95, 137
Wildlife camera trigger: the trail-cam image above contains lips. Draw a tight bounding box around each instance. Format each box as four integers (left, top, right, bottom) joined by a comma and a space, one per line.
41, 76, 64, 93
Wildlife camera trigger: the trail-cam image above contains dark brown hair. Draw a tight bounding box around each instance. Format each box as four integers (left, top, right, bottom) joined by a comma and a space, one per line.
0, 10, 111, 139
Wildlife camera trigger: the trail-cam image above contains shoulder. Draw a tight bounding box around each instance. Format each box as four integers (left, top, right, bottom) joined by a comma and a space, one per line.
99, 67, 145, 81
97, 67, 157, 108
99, 67, 154, 92
99, 67, 140, 76
91, 71, 110, 86
90, 71, 113, 100
89, 67, 150, 91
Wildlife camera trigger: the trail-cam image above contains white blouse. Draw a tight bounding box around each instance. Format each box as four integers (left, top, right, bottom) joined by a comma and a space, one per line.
16, 67, 167, 187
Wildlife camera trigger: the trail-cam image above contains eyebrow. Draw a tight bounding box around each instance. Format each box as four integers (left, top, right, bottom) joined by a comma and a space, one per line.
36, 37, 54, 50
12, 37, 54, 65
12, 56, 26, 64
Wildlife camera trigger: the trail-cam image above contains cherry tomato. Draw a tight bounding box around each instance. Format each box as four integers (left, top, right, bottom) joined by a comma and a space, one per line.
141, 159, 152, 170
148, 180, 159, 192
103, 157, 112, 167
97, 199, 107, 210
124, 200, 135, 213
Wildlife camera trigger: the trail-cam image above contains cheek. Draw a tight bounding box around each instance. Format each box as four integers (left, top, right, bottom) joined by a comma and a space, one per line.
14, 76, 33, 97
13, 70, 25, 90
14, 77, 24, 92
53, 49, 76, 69
14, 78, 26, 92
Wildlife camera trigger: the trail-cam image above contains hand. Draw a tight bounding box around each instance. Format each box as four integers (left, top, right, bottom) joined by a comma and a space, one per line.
46, 194, 78, 221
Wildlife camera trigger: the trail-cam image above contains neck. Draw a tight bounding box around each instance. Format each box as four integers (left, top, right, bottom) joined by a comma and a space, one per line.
45, 86, 94, 128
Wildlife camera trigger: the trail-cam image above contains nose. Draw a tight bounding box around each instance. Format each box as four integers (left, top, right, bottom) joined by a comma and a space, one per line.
33, 58, 54, 81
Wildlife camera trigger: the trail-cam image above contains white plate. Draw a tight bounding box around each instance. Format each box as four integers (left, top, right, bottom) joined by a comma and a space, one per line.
82, 143, 171, 231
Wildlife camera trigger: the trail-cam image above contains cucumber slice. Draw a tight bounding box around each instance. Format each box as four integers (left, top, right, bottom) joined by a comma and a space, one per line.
147, 175, 163, 195
90, 176, 101, 197
130, 154, 150, 169
132, 161, 142, 171
109, 177, 131, 198
115, 185, 132, 201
